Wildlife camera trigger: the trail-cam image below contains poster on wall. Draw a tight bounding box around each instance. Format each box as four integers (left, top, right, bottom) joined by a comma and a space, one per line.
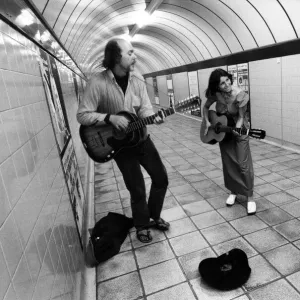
38, 49, 83, 248
188, 71, 199, 96
62, 140, 84, 245
152, 77, 159, 104
237, 63, 249, 93
39, 49, 71, 155
166, 74, 174, 108
227, 65, 238, 87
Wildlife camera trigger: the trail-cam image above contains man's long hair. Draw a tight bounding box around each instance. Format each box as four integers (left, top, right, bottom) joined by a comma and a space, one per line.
102, 39, 122, 70
205, 68, 233, 97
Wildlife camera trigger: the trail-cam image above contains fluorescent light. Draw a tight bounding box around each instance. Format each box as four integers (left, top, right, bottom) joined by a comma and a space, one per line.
135, 11, 152, 28
15, 9, 35, 27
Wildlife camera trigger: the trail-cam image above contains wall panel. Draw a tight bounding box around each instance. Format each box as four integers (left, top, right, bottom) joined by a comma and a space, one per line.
172, 72, 189, 103
157, 75, 169, 107
0, 20, 84, 300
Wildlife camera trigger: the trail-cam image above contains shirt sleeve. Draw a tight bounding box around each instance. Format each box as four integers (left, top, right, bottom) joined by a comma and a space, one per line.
236, 90, 249, 108
136, 77, 155, 118
235, 90, 249, 117
76, 75, 107, 126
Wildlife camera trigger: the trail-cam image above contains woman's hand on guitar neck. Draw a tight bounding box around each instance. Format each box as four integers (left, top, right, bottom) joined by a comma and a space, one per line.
109, 115, 129, 131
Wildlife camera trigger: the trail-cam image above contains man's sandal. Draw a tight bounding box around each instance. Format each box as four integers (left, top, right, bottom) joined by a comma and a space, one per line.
136, 229, 153, 243
152, 218, 170, 231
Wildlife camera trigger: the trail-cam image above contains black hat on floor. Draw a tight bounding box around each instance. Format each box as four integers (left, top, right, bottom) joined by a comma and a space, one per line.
198, 248, 251, 290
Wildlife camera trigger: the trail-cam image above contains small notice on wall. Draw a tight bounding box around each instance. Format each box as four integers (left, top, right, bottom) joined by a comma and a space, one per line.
237, 63, 249, 93
152, 77, 159, 104
167, 74, 174, 108
188, 71, 199, 96
227, 65, 238, 87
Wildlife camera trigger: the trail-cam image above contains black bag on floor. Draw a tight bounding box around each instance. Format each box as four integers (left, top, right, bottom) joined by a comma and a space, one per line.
198, 248, 251, 290
86, 212, 134, 266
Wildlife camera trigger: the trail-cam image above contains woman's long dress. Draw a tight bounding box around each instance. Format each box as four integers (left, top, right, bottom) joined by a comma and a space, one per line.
213, 86, 254, 197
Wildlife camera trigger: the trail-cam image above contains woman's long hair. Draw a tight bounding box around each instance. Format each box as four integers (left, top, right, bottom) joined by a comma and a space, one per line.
102, 39, 122, 70
205, 68, 233, 97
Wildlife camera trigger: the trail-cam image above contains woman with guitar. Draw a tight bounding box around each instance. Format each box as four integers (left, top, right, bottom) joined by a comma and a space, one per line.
77, 38, 170, 243
202, 68, 256, 215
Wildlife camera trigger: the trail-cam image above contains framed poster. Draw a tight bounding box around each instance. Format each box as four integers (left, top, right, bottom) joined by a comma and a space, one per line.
227, 65, 238, 87
237, 63, 249, 93
39, 49, 71, 155
152, 77, 159, 104
188, 71, 199, 96
166, 74, 174, 108
62, 140, 84, 246
39, 49, 83, 248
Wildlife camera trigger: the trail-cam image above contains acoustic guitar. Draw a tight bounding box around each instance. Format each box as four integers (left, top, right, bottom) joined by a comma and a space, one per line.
80, 97, 200, 163
200, 110, 266, 145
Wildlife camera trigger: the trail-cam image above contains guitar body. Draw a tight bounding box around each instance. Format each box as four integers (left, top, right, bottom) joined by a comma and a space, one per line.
79, 111, 145, 163
200, 110, 227, 144
200, 110, 266, 144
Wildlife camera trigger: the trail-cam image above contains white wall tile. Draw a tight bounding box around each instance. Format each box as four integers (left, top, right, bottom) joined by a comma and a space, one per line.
2, 34, 18, 71
0, 172, 11, 227
0, 157, 23, 207
0, 32, 10, 70
12, 254, 34, 300
0, 213, 24, 277
3, 283, 19, 300
2, 71, 20, 109
0, 244, 11, 299
25, 234, 41, 281
0, 114, 11, 164
0, 70, 10, 111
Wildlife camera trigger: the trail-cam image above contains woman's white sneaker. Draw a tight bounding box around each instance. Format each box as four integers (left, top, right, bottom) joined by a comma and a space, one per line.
247, 201, 256, 215
226, 194, 237, 206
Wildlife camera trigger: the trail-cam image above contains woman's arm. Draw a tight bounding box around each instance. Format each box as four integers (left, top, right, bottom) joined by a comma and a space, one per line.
235, 91, 249, 128
202, 96, 216, 135
202, 97, 216, 123
236, 109, 244, 128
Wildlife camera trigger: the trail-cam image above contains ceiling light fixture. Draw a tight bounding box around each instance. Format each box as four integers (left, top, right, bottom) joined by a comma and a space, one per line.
135, 11, 152, 28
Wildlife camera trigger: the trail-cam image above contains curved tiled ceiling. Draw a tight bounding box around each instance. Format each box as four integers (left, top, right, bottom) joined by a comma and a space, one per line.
31, 0, 300, 76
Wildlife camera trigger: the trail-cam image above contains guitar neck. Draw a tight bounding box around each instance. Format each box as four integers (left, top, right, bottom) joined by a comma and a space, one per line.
126, 108, 175, 133
217, 125, 249, 135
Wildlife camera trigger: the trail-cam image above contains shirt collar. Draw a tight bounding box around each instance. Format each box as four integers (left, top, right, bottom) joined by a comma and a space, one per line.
107, 69, 133, 82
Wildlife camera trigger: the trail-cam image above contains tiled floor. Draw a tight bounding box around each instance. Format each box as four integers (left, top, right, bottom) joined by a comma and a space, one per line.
93, 113, 300, 300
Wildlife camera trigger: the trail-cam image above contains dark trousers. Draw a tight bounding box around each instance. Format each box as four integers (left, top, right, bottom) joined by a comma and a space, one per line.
114, 136, 168, 229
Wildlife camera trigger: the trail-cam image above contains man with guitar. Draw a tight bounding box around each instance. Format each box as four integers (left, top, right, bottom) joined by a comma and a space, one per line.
202, 68, 256, 215
77, 38, 170, 243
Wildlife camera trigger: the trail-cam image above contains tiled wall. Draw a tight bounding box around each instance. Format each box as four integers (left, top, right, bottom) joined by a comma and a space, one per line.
145, 77, 155, 104
249, 58, 282, 140
172, 72, 189, 102
250, 56, 300, 150
0, 20, 84, 300
282, 54, 300, 147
